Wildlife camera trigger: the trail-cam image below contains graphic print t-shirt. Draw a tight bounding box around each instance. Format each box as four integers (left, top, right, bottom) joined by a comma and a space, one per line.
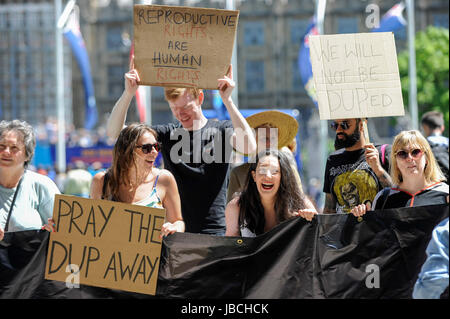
323, 146, 389, 213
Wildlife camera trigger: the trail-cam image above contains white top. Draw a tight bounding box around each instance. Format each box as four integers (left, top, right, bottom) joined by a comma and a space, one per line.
0, 170, 60, 232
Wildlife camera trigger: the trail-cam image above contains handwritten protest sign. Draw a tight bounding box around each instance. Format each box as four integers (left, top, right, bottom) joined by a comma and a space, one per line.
133, 4, 239, 89
309, 32, 405, 120
44, 195, 165, 295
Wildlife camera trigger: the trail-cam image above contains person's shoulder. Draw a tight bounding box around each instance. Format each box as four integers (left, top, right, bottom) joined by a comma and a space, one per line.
431, 182, 449, 194
158, 168, 175, 179
156, 168, 177, 186
231, 163, 251, 174
152, 122, 179, 135
93, 170, 107, 181
207, 119, 233, 129
25, 170, 60, 193
327, 148, 346, 159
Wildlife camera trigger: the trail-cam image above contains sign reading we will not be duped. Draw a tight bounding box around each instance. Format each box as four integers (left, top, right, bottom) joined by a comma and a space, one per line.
44, 194, 166, 295
309, 32, 405, 120
133, 5, 239, 89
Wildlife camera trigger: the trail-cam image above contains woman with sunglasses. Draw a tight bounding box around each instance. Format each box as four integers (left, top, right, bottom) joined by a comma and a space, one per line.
225, 149, 317, 237
89, 124, 185, 237
351, 130, 448, 216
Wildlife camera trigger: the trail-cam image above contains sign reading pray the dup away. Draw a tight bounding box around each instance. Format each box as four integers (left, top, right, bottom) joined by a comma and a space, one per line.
45, 194, 166, 295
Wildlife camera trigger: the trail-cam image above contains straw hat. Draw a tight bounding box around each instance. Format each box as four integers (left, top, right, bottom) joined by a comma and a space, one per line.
246, 110, 298, 151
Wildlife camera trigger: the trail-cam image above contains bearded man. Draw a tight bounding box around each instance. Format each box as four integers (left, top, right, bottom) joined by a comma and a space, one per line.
322, 118, 393, 214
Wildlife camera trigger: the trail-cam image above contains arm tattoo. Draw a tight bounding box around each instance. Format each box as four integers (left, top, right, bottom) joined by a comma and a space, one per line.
322, 193, 337, 214
377, 169, 393, 188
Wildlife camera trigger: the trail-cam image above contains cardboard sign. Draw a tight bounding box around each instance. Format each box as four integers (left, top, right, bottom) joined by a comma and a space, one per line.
133, 4, 239, 89
309, 32, 405, 120
44, 194, 166, 295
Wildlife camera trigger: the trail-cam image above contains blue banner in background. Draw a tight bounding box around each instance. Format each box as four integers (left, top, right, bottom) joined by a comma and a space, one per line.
63, 11, 98, 130
297, 18, 319, 106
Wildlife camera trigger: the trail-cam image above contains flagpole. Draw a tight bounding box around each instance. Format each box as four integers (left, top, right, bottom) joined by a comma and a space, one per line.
316, 0, 327, 210
226, 0, 238, 107
406, 0, 418, 130
140, 0, 152, 125
55, 0, 66, 174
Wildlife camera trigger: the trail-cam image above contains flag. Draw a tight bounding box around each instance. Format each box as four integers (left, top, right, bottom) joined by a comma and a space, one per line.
129, 44, 146, 123
63, 9, 98, 130
372, 2, 407, 32
297, 18, 319, 105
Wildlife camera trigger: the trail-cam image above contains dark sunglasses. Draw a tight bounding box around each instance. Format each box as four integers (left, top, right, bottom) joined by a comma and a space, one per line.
330, 121, 350, 131
396, 148, 423, 160
136, 142, 161, 154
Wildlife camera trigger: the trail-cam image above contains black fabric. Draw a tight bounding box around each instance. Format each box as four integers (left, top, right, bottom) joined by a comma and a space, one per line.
440, 286, 448, 299
153, 120, 233, 235
323, 144, 391, 213
373, 183, 448, 209
1, 204, 447, 299
428, 141, 449, 183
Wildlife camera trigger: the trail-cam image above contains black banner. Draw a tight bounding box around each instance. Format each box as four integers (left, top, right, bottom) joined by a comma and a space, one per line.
0, 204, 448, 299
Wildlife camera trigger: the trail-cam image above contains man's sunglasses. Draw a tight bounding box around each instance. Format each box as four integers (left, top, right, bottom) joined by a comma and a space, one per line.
136, 142, 161, 154
395, 148, 423, 160
330, 121, 350, 131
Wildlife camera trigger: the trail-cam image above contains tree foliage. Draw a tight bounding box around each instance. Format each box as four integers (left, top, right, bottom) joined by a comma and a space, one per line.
398, 26, 449, 136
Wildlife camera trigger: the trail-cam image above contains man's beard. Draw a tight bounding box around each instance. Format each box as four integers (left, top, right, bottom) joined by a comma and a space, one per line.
334, 128, 360, 150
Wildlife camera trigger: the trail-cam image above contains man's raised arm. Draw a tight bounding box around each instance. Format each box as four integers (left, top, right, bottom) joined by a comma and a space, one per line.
106, 58, 140, 140
218, 64, 256, 155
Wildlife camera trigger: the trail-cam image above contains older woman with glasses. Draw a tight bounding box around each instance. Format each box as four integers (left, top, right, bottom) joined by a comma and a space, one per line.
0, 120, 60, 241
89, 123, 185, 237
351, 130, 448, 216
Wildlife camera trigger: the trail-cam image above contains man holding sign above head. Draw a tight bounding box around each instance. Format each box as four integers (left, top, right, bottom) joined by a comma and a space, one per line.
106, 5, 255, 236
307, 32, 405, 214
107, 62, 255, 235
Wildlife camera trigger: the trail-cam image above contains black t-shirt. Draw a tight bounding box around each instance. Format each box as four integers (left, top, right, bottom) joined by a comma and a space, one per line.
372, 182, 449, 209
323, 145, 390, 213
153, 120, 233, 235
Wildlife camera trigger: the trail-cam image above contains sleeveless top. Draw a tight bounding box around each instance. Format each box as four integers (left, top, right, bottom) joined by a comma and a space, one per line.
102, 171, 163, 209
133, 175, 163, 208
240, 224, 256, 238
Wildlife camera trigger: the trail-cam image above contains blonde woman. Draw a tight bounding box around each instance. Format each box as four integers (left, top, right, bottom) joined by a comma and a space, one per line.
352, 130, 448, 216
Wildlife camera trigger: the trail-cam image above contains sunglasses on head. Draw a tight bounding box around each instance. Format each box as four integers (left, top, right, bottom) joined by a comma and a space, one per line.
136, 142, 161, 154
396, 148, 423, 160
330, 121, 350, 131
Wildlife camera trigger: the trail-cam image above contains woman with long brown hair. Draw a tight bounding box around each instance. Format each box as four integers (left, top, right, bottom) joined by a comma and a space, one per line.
89, 123, 184, 237
225, 149, 317, 237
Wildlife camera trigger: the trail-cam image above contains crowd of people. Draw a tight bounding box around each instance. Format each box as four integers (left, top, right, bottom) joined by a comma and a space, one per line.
0, 63, 448, 298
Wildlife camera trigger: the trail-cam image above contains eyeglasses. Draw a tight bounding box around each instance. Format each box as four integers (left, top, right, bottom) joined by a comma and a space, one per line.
396, 148, 423, 160
330, 121, 350, 131
0, 144, 22, 154
256, 167, 280, 176
136, 142, 161, 154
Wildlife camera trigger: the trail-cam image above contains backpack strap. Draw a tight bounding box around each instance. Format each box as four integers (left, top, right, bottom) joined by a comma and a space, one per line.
381, 144, 388, 166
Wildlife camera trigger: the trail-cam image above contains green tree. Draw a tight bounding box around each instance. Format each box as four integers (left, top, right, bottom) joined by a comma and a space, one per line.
398, 26, 449, 136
